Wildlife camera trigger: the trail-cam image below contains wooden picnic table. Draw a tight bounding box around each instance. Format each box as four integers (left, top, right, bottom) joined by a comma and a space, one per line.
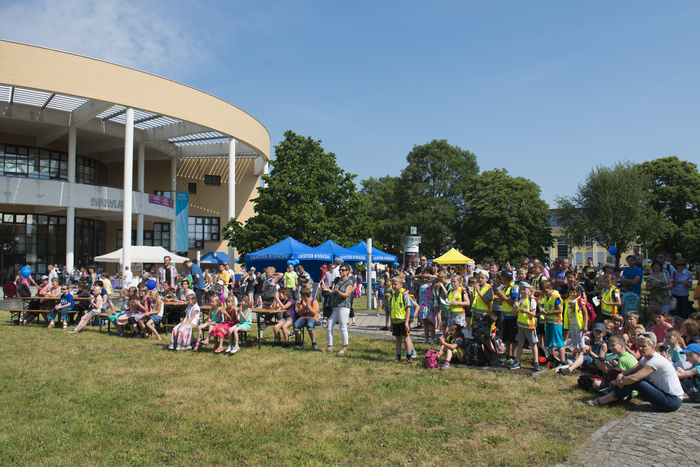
251, 307, 281, 350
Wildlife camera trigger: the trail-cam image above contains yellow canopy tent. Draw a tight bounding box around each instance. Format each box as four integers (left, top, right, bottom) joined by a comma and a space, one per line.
432, 248, 473, 264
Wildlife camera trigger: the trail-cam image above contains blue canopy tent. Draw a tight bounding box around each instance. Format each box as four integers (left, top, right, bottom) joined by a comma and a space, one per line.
348, 241, 397, 263
200, 251, 238, 264
314, 240, 367, 270
244, 237, 332, 276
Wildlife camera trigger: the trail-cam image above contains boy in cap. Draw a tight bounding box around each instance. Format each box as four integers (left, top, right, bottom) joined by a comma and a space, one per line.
509, 281, 540, 371
496, 270, 520, 365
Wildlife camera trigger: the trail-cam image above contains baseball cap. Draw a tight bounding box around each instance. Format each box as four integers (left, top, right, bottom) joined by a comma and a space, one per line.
681, 343, 700, 354
519, 281, 532, 289
500, 270, 513, 278
594, 323, 607, 333
41, 275, 49, 280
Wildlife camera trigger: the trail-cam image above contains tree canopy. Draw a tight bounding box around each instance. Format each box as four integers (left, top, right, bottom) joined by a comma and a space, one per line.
554, 161, 662, 267
455, 169, 553, 264
359, 175, 403, 256
222, 130, 373, 258
637, 156, 700, 262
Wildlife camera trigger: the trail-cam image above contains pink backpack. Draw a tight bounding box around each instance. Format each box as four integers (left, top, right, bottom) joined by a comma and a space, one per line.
423, 350, 439, 369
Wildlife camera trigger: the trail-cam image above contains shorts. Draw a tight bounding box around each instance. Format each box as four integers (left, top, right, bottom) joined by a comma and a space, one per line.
149, 314, 163, 324
447, 314, 467, 327
516, 326, 537, 344
568, 323, 585, 349
392, 321, 409, 337
502, 318, 518, 343
281, 317, 293, 324
545, 323, 564, 348
236, 322, 252, 331
293, 318, 317, 331
536, 323, 545, 337
89, 309, 101, 316
581, 353, 594, 369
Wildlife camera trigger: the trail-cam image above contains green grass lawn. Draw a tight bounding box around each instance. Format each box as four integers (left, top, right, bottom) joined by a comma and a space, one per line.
0, 314, 630, 467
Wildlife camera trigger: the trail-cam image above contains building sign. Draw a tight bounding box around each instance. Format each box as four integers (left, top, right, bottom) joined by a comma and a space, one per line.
91, 197, 123, 210
148, 194, 174, 208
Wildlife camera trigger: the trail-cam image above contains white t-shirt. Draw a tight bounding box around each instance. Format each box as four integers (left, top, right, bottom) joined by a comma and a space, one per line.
640, 353, 684, 397
123, 270, 133, 289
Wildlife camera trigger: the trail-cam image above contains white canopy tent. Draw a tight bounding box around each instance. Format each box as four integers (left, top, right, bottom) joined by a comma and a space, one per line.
94, 246, 189, 264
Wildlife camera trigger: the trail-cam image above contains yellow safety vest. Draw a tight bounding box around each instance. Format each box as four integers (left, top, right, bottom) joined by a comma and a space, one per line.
563, 297, 586, 330
448, 287, 464, 316
516, 296, 537, 330
501, 283, 517, 318
601, 287, 619, 317
542, 290, 563, 325
472, 284, 492, 317
390, 288, 411, 323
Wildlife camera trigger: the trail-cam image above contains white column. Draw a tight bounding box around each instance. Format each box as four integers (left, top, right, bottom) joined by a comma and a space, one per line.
66, 127, 76, 271
228, 138, 236, 262
263, 161, 269, 187
67, 127, 76, 183
136, 142, 145, 246
170, 156, 177, 252
366, 238, 373, 310
122, 107, 134, 268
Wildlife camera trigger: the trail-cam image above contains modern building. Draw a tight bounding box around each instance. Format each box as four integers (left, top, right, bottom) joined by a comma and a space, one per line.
0, 40, 270, 282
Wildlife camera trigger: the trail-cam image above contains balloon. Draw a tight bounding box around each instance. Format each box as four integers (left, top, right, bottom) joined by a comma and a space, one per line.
393, 262, 399, 267
339, 259, 344, 264
146, 279, 157, 290
287, 260, 294, 266
294, 260, 300, 266
609, 246, 618, 256
20, 266, 32, 279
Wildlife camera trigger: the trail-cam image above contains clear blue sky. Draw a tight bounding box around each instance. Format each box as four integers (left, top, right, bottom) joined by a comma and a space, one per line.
3, 1, 699, 205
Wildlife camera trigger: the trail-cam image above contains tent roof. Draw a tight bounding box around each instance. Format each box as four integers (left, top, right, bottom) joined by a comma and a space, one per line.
432, 248, 473, 265
245, 237, 332, 263
200, 251, 233, 264
94, 246, 190, 264
347, 241, 397, 262
314, 240, 366, 261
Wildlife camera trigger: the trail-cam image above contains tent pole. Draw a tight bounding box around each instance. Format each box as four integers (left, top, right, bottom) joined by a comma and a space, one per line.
366, 239, 373, 310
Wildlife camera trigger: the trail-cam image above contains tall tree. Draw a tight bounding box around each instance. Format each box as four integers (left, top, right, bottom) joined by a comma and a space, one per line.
554, 161, 662, 267
637, 156, 700, 262
222, 130, 373, 257
455, 169, 553, 264
397, 139, 479, 258
359, 175, 403, 256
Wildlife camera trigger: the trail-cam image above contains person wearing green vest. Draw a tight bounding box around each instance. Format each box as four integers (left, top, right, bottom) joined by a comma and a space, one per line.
509, 281, 540, 371
471, 269, 496, 358
539, 279, 566, 366
390, 276, 416, 364
496, 270, 520, 365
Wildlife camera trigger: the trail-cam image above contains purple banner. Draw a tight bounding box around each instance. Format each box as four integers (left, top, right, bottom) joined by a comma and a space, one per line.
148, 194, 174, 208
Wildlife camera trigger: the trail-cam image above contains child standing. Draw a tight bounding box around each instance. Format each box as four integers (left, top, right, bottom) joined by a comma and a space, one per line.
375, 278, 386, 318
390, 276, 415, 364
539, 279, 566, 366
563, 285, 589, 354
496, 271, 519, 365
418, 275, 436, 344
509, 281, 540, 371
599, 275, 622, 321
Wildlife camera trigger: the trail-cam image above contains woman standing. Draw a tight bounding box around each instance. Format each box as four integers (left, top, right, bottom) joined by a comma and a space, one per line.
587, 331, 684, 412
322, 265, 354, 355
670, 260, 693, 319
646, 260, 673, 314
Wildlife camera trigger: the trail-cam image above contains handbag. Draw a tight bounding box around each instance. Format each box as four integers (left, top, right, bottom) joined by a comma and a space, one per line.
670, 296, 678, 311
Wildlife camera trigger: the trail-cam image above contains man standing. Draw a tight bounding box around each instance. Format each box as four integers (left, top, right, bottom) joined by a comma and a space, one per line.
183, 259, 205, 305
157, 256, 179, 294
619, 255, 643, 297
551, 258, 569, 294
47, 264, 59, 284
414, 256, 430, 276
218, 264, 231, 286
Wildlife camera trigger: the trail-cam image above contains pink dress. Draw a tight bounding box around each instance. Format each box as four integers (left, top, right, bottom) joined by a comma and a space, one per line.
211, 307, 238, 339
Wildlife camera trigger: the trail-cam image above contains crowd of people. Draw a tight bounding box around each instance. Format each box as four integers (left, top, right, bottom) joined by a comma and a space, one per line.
12, 250, 700, 412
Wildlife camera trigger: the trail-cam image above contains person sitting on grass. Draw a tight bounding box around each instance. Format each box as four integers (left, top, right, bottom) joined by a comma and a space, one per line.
169, 293, 200, 351
69, 284, 104, 334
436, 323, 468, 370
587, 331, 684, 412
676, 343, 700, 397
194, 295, 225, 352
227, 295, 252, 354
591, 335, 639, 391
680, 319, 700, 348
139, 289, 164, 341
294, 288, 319, 349
389, 276, 415, 364
662, 328, 685, 368
509, 281, 540, 371
560, 323, 608, 376
627, 325, 645, 360
47, 283, 74, 330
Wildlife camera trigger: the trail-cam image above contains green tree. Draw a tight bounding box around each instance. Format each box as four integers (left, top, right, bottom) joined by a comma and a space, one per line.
397, 139, 479, 258
359, 175, 403, 256
222, 130, 373, 258
454, 169, 553, 264
637, 156, 700, 262
554, 161, 662, 267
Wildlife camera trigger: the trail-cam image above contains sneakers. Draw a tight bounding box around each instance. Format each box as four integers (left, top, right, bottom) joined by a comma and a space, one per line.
508, 360, 521, 370
295, 342, 304, 349
409, 349, 416, 359
393, 357, 402, 363
439, 361, 450, 370
312, 342, 319, 350
231, 345, 240, 354
533, 362, 541, 371
375, 313, 380, 317
224, 346, 233, 353
559, 367, 572, 375
403, 358, 413, 364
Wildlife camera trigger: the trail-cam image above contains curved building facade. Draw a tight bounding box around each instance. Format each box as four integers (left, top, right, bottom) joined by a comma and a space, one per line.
0, 40, 270, 282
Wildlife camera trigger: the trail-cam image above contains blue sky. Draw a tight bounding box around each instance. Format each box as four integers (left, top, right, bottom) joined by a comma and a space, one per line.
2, 1, 699, 205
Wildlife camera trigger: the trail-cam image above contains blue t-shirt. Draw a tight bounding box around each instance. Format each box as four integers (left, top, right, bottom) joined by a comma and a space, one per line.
622, 266, 643, 295
621, 292, 640, 316
190, 264, 205, 289
503, 284, 520, 319
61, 293, 75, 311
376, 285, 386, 300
